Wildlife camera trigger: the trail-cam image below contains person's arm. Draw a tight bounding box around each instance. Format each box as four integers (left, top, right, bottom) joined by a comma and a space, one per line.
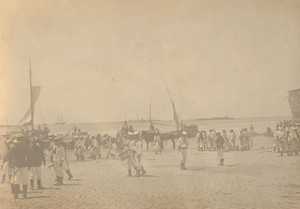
40, 148, 46, 166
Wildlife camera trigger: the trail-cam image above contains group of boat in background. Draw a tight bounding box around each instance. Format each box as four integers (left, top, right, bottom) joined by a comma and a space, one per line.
1, 63, 300, 141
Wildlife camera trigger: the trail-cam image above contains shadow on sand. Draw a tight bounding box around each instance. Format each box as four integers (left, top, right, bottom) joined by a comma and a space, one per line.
42, 187, 60, 190
140, 174, 159, 178
61, 183, 81, 186
22, 196, 51, 200
186, 164, 238, 170
69, 178, 83, 181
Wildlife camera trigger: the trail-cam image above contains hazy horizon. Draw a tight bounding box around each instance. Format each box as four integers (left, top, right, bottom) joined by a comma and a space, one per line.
1, 1, 299, 125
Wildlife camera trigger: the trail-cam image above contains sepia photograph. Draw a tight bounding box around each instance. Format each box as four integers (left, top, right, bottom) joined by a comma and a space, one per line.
0, 0, 300, 208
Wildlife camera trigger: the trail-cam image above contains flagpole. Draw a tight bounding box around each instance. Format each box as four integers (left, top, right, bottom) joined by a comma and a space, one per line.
29, 61, 34, 131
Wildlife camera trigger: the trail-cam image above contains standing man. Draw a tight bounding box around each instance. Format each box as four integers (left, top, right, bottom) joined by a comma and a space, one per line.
134, 132, 146, 177
1, 139, 12, 184
215, 131, 225, 166
177, 131, 189, 170
154, 131, 162, 155
125, 134, 136, 176
222, 130, 230, 152
229, 130, 236, 150
28, 138, 46, 190
196, 131, 204, 151
53, 138, 66, 186
7, 136, 30, 199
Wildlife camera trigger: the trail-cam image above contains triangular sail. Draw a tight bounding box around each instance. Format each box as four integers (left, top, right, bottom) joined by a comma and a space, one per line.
19, 86, 41, 124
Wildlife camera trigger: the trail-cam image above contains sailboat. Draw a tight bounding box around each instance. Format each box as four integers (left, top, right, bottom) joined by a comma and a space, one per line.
18, 62, 41, 131
0, 117, 11, 128
55, 115, 66, 125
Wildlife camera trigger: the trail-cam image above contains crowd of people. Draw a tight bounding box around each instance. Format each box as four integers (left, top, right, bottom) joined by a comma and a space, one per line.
0, 134, 73, 199
273, 121, 300, 156
195, 128, 253, 152
1, 120, 299, 200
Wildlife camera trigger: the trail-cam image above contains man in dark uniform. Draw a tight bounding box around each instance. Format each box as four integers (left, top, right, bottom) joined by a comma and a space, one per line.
28, 138, 46, 190
7, 136, 30, 199
215, 132, 225, 166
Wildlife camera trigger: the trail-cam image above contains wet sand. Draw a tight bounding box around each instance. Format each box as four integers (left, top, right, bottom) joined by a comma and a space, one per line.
1, 135, 300, 209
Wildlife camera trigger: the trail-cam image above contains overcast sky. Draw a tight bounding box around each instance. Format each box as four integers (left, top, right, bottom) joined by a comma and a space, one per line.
0, 0, 300, 124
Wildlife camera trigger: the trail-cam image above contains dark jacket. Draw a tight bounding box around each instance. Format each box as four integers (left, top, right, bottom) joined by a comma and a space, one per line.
8, 142, 29, 168
28, 144, 45, 167
215, 135, 225, 149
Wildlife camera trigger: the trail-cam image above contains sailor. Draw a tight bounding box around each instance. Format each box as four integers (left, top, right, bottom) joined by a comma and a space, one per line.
133, 131, 146, 176
103, 134, 115, 159
154, 131, 162, 155
278, 126, 288, 156
121, 121, 129, 136
53, 138, 66, 186
90, 136, 100, 160
124, 132, 136, 176
61, 140, 73, 181
202, 131, 208, 151
7, 136, 30, 199
250, 124, 255, 134
149, 121, 155, 132
196, 131, 204, 151
222, 130, 230, 152
28, 138, 46, 190
129, 125, 134, 133
177, 131, 189, 170
215, 131, 225, 166
1, 139, 12, 184
288, 128, 299, 156
273, 126, 281, 153
229, 130, 236, 150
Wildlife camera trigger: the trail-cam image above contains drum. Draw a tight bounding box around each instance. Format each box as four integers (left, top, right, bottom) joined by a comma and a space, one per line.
119, 149, 132, 161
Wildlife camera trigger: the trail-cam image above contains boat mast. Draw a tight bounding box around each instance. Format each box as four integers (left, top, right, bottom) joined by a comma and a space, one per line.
164, 80, 179, 131
149, 100, 152, 122
29, 61, 34, 130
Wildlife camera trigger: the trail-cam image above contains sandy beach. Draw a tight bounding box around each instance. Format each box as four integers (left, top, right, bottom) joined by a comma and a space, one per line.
1, 134, 300, 209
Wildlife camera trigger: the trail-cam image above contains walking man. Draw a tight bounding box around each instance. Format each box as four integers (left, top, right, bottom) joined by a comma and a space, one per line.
53, 138, 66, 186
134, 132, 146, 176
7, 136, 30, 199
216, 131, 225, 166
177, 131, 189, 170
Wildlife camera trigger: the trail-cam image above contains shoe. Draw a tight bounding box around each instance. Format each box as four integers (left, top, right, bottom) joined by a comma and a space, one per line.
135, 169, 141, 177
141, 167, 146, 176
30, 179, 34, 190
37, 180, 45, 189
66, 170, 73, 180
220, 158, 224, 166
180, 163, 185, 170
22, 185, 28, 198
14, 184, 20, 199
54, 177, 63, 186
127, 170, 132, 177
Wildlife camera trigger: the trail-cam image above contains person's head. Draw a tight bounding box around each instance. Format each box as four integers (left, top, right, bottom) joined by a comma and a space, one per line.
55, 138, 62, 146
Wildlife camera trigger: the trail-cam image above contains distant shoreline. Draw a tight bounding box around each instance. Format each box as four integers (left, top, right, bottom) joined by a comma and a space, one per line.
196, 117, 235, 121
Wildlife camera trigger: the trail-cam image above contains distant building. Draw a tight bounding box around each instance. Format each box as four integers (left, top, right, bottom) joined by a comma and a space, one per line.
288, 88, 300, 119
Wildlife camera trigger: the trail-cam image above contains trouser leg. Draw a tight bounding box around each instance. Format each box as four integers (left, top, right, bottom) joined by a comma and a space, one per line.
65, 169, 73, 180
